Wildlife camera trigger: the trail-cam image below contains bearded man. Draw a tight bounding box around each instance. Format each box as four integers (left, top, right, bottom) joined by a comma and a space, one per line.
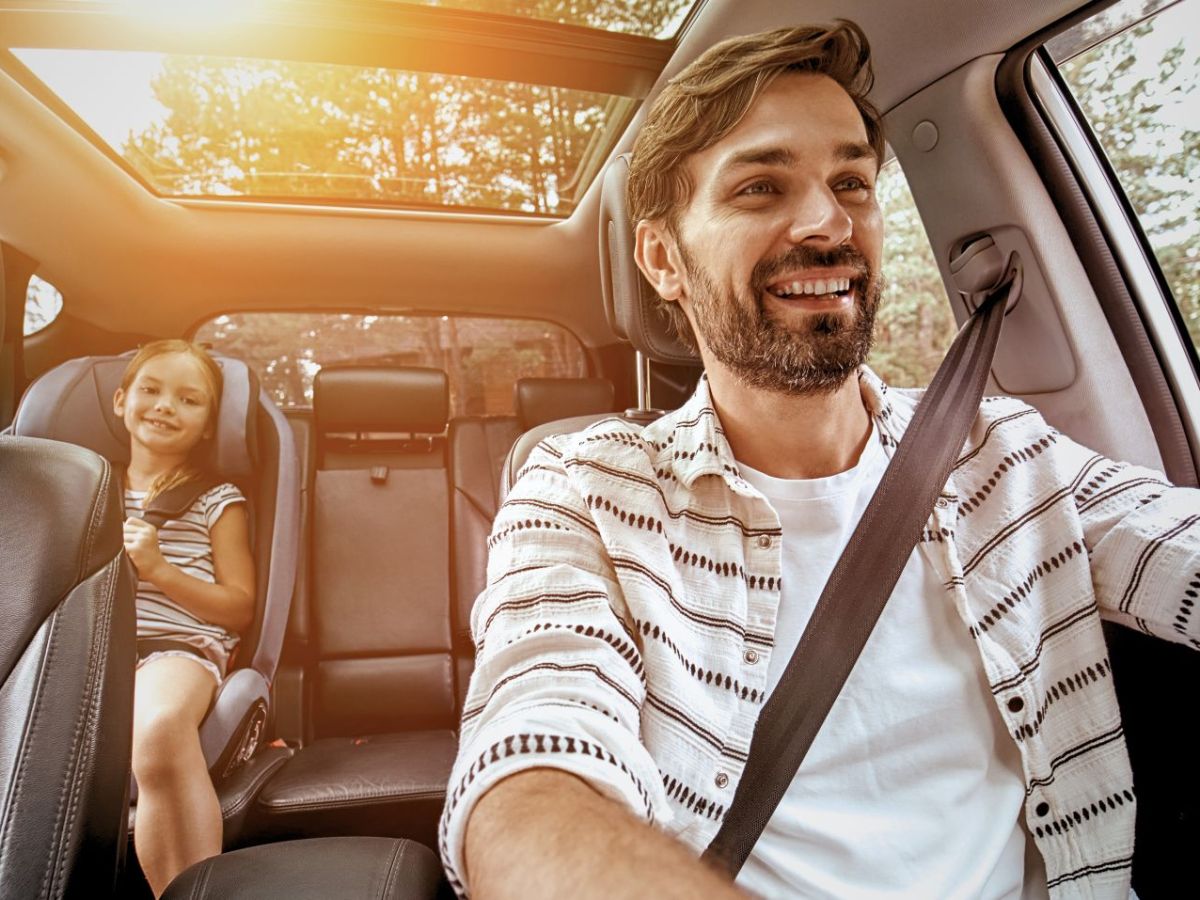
439, 20, 1200, 900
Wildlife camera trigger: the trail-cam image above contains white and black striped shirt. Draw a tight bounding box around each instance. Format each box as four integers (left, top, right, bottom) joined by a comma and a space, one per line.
125, 482, 245, 657
440, 369, 1200, 899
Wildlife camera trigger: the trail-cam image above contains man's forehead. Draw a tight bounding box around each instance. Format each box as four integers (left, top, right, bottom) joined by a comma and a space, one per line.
691, 73, 873, 179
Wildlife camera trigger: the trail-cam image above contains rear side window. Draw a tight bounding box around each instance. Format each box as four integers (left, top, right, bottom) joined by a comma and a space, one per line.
24, 275, 63, 335
1051, 0, 1199, 344
193, 312, 588, 417
867, 159, 956, 387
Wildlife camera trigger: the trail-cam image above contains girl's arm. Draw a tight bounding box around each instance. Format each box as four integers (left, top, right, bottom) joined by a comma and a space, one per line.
124, 505, 256, 632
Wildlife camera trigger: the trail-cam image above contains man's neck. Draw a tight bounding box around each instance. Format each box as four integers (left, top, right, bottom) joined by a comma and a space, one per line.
704, 364, 872, 480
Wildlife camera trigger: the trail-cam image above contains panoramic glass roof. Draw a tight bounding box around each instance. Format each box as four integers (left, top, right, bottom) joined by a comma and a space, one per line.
406, 0, 698, 38
13, 48, 639, 215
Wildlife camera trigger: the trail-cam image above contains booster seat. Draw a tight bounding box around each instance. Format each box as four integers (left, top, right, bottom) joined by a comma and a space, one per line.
11, 350, 300, 816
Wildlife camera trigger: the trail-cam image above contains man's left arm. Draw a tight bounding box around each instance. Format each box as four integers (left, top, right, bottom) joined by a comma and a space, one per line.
1060, 431, 1200, 649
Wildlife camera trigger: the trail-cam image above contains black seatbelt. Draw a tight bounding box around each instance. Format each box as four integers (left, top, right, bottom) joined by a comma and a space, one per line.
702, 254, 1022, 877
140, 476, 221, 528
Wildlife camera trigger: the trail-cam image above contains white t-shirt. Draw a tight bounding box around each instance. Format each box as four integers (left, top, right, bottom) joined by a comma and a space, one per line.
735, 427, 1046, 900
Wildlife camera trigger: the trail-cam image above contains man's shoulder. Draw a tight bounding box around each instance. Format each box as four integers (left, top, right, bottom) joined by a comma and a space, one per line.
541, 414, 668, 469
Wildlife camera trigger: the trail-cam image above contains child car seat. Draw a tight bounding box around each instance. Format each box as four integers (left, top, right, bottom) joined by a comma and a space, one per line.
10, 351, 300, 787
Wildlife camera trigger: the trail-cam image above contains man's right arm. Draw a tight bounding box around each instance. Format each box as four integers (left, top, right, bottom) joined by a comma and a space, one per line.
465, 768, 745, 900
439, 437, 717, 896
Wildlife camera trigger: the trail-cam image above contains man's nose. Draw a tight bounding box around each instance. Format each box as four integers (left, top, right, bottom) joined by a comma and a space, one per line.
784, 184, 853, 248
154, 396, 174, 413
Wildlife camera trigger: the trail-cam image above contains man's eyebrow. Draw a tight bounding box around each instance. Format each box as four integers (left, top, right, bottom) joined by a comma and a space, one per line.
715, 140, 878, 179
835, 140, 878, 163
716, 146, 796, 177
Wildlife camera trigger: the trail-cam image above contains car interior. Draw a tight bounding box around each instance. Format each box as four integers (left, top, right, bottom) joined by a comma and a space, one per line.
0, 0, 1196, 897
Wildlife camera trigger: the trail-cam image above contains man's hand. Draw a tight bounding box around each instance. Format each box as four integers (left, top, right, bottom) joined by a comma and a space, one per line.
123, 516, 168, 582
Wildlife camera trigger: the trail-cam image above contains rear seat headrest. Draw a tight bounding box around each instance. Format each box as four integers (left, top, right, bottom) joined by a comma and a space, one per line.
515, 377, 615, 430
13, 352, 258, 480
314, 365, 448, 435
599, 153, 700, 366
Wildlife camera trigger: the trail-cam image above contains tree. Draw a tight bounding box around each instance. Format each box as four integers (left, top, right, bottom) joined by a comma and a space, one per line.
1059, 12, 1200, 345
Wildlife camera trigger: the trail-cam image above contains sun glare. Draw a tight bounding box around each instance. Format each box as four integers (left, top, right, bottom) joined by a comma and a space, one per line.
117, 0, 264, 29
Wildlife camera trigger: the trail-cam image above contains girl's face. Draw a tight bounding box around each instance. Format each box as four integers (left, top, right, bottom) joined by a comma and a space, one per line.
113, 352, 216, 458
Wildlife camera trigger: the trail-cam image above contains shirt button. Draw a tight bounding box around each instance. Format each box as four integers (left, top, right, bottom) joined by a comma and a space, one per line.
757, 535, 772, 549
1007, 697, 1025, 713
744, 649, 760, 665
715, 772, 729, 789
1035, 801, 1050, 817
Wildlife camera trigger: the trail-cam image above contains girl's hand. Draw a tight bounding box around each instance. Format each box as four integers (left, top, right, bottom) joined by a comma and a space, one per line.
123, 516, 168, 581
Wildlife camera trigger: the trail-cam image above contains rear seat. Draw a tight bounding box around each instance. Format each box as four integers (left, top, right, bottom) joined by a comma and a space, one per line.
449, 376, 615, 704
252, 368, 616, 848
254, 366, 457, 849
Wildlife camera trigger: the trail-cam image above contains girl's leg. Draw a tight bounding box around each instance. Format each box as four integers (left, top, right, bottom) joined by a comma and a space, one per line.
132, 655, 220, 898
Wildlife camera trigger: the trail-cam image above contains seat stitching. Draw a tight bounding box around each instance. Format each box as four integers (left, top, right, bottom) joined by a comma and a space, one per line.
189, 858, 214, 900
380, 839, 405, 899
76, 459, 112, 584
219, 757, 290, 818
49, 558, 119, 895
0, 610, 60, 892
37, 606, 72, 895
261, 788, 447, 812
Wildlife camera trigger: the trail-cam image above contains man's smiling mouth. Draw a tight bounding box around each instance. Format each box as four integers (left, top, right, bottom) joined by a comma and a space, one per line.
768, 276, 853, 299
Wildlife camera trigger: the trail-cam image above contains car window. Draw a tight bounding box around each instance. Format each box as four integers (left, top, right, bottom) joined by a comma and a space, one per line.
1051, 0, 1199, 346
866, 159, 956, 387
24, 274, 63, 336
192, 312, 589, 418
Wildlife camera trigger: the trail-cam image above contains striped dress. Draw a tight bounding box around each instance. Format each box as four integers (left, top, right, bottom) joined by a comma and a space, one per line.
125, 482, 245, 674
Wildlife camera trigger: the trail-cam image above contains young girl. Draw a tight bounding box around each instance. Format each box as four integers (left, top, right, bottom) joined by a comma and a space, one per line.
112, 340, 255, 898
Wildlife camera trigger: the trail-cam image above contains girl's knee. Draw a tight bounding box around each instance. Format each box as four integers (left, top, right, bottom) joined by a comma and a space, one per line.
132, 707, 202, 787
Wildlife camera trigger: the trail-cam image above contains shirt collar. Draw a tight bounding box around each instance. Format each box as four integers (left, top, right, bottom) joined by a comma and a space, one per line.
651, 366, 908, 490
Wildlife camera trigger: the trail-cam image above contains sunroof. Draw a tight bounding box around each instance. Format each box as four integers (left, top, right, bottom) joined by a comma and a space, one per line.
405, 0, 699, 38
13, 48, 637, 216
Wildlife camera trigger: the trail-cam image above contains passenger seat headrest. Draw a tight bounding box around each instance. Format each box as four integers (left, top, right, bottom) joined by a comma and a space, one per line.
599, 153, 700, 366
515, 377, 616, 430
314, 365, 448, 435
13, 352, 258, 480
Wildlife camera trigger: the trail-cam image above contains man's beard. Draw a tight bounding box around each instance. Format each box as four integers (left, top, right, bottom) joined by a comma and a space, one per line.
679, 242, 882, 396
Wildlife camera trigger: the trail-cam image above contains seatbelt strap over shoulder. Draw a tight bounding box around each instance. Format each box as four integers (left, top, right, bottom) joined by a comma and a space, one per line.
702, 254, 1022, 877
140, 476, 221, 528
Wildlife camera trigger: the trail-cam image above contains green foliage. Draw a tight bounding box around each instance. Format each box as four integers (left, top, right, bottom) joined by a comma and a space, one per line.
866, 164, 957, 387
122, 1, 690, 213
1060, 13, 1200, 347
193, 312, 587, 413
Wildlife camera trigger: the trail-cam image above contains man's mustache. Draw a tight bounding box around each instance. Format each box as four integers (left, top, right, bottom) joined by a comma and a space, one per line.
751, 245, 872, 292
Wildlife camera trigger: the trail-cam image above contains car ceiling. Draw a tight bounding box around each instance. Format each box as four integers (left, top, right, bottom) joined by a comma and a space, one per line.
0, 0, 1093, 348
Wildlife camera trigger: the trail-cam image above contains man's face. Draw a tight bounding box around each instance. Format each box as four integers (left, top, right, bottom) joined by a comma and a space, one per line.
662, 72, 884, 395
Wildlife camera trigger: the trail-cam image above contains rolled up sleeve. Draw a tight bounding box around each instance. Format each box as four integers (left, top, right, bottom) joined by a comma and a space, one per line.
438, 439, 671, 896
1057, 432, 1200, 648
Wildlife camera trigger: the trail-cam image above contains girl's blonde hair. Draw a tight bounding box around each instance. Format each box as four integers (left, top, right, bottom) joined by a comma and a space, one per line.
119, 339, 223, 504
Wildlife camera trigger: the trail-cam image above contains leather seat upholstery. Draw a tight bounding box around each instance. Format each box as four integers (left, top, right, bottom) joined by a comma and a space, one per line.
0, 436, 136, 899
449, 376, 616, 704
162, 836, 442, 900
253, 365, 457, 849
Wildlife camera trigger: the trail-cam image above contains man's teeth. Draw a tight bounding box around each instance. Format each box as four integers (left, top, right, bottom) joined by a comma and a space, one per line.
771, 277, 852, 297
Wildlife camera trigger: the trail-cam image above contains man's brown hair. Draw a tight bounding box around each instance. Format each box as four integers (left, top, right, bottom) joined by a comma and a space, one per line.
627, 20, 883, 347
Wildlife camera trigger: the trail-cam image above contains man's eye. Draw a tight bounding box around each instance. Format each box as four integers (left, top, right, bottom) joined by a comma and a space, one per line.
835, 176, 873, 192
739, 181, 776, 196
183, 397, 200, 406
140, 385, 156, 394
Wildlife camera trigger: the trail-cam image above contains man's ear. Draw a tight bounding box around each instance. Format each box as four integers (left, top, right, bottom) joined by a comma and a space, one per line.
634, 219, 687, 304
113, 388, 126, 417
